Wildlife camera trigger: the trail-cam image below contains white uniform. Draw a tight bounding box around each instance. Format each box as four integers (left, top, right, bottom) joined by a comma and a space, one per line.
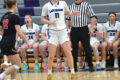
103, 21, 120, 42
41, 24, 50, 39
21, 23, 40, 43
89, 23, 103, 46
41, 1, 69, 45
16, 37, 24, 47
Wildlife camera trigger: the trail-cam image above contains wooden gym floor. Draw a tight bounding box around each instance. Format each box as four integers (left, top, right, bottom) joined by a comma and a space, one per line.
2, 63, 120, 80
4, 70, 120, 80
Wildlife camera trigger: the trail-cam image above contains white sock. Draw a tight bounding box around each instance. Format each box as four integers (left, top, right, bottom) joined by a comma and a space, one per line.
0, 72, 6, 79
96, 61, 99, 65
4, 61, 8, 64
35, 60, 38, 63
70, 69, 75, 74
9, 63, 12, 65
44, 58, 47, 64
48, 70, 52, 75
57, 58, 60, 63
23, 61, 26, 63
114, 59, 118, 64
102, 60, 105, 64
78, 57, 82, 62
64, 57, 68, 66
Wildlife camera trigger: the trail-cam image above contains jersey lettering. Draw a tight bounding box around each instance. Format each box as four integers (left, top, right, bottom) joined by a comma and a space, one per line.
55, 13, 59, 18
3, 19, 8, 29
28, 35, 33, 40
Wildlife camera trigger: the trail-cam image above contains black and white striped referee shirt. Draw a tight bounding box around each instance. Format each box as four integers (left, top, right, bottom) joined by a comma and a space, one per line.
66, 2, 95, 27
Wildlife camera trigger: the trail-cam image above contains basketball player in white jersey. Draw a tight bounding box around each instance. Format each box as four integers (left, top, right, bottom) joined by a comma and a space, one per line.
39, 24, 63, 70
41, 0, 79, 80
101, 12, 120, 68
88, 16, 103, 70
21, 14, 40, 70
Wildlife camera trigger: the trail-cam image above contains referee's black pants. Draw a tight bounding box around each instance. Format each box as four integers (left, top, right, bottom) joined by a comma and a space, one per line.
70, 26, 93, 71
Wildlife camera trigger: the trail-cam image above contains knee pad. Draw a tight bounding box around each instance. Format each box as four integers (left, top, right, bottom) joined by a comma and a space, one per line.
13, 65, 20, 70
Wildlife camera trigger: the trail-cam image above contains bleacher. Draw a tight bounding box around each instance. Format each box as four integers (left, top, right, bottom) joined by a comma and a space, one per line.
0, 0, 120, 25
0, 0, 120, 69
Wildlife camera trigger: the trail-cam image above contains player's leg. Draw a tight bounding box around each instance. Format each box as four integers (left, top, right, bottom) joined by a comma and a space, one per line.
60, 29, 76, 80
39, 41, 48, 70
61, 47, 69, 71
61, 41, 77, 80
20, 43, 29, 70
1, 55, 11, 69
56, 45, 62, 69
78, 42, 83, 69
91, 42, 101, 70
113, 40, 119, 68
47, 30, 57, 80
0, 54, 21, 80
47, 43, 57, 80
9, 54, 21, 80
101, 41, 108, 68
33, 43, 39, 70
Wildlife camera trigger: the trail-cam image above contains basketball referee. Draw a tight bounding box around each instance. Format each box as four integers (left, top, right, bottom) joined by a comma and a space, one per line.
66, 0, 95, 72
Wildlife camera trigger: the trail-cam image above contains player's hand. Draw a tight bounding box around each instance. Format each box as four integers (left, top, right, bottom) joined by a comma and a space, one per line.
26, 42, 30, 48
29, 43, 33, 48
72, 11, 80, 16
88, 24, 94, 36
50, 20, 58, 26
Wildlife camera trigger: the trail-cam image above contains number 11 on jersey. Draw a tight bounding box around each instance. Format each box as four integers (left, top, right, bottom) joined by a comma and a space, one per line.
55, 13, 59, 18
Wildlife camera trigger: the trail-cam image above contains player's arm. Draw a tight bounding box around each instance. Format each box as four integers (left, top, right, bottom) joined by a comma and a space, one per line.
66, 20, 71, 29
15, 25, 28, 44
33, 31, 40, 44
112, 31, 119, 43
15, 33, 19, 40
13, 15, 28, 44
41, 16, 55, 25
88, 24, 94, 37
41, 4, 56, 25
41, 32, 48, 41
0, 26, 3, 35
103, 24, 109, 43
96, 31, 102, 40
64, 1, 79, 17
103, 32, 109, 43
96, 25, 102, 40
66, 10, 80, 18
113, 24, 120, 42
0, 20, 3, 35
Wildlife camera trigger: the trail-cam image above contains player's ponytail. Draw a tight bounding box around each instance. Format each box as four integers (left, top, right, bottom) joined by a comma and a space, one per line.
6, 0, 17, 9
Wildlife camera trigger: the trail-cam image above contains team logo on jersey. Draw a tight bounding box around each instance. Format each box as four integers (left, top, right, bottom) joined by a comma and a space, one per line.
49, 9, 63, 13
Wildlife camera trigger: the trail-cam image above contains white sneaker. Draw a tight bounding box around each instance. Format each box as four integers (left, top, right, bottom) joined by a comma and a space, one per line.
79, 61, 83, 69
1, 62, 12, 69
101, 62, 106, 69
64, 65, 69, 71
114, 63, 119, 68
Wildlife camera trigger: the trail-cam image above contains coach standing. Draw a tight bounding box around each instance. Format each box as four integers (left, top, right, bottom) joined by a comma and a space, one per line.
66, 0, 95, 72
